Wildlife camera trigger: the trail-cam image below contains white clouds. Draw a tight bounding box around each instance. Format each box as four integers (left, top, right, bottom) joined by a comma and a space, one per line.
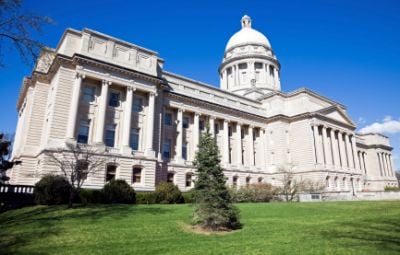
357, 117, 366, 125
359, 116, 400, 134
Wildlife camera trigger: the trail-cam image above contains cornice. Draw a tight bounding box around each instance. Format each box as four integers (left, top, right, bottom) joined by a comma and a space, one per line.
219, 54, 280, 73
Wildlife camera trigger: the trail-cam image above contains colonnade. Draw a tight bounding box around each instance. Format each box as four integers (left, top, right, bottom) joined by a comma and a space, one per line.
377, 152, 395, 177
66, 71, 156, 157
357, 151, 367, 175
312, 124, 359, 171
172, 108, 262, 168
221, 61, 279, 90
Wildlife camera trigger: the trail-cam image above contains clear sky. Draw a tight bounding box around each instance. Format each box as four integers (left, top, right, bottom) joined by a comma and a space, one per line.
1, 0, 399, 169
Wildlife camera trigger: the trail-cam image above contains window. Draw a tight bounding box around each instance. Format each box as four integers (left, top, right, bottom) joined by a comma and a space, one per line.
130, 128, 140, 151
246, 176, 251, 187
109, 92, 120, 107
254, 62, 263, 69
183, 117, 189, 129
163, 139, 171, 159
105, 125, 116, 148
83, 86, 96, 103
182, 143, 187, 160
77, 120, 90, 144
241, 128, 245, 139
228, 126, 232, 137
77, 160, 89, 181
167, 172, 174, 183
311, 194, 320, 200
165, 113, 172, 126
258, 177, 263, 184
132, 167, 142, 184
238, 63, 247, 69
185, 173, 192, 187
214, 123, 219, 134
199, 120, 205, 131
106, 165, 117, 182
232, 176, 238, 187
132, 97, 143, 112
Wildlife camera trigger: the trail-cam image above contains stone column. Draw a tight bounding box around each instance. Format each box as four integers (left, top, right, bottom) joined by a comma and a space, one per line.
121, 86, 134, 155
223, 120, 230, 164
174, 108, 183, 163
145, 92, 156, 157
344, 134, 354, 170
235, 64, 240, 86
322, 126, 332, 167
389, 154, 395, 176
338, 131, 347, 169
313, 125, 323, 165
94, 79, 111, 144
193, 112, 200, 153
378, 152, 384, 176
209, 116, 215, 137
330, 129, 340, 169
249, 126, 255, 167
266, 64, 270, 85
66, 72, 85, 140
236, 122, 242, 166
274, 67, 279, 89
383, 153, 389, 176
351, 135, 360, 171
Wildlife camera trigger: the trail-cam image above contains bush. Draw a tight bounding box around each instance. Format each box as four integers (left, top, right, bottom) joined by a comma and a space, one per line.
154, 182, 184, 204
182, 189, 195, 203
136, 192, 157, 204
102, 179, 136, 204
230, 183, 278, 203
384, 186, 400, 192
34, 175, 71, 205
78, 189, 104, 204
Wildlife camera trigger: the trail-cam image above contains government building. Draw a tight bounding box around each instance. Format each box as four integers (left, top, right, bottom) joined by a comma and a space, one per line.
9, 16, 398, 195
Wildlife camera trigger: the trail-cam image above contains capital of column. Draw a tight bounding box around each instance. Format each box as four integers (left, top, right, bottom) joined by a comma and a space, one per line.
149, 91, 157, 97
102, 79, 112, 86
127, 85, 136, 92
76, 72, 86, 80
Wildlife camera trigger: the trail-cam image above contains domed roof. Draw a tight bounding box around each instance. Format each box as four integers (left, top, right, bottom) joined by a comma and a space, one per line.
225, 15, 271, 51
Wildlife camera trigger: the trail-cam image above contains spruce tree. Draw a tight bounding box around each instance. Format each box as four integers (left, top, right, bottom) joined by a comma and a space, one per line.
193, 127, 241, 231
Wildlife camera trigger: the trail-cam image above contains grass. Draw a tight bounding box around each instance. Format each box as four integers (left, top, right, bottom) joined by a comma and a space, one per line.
0, 202, 399, 255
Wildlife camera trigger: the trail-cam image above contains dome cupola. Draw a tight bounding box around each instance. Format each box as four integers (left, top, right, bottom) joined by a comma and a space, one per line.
219, 15, 281, 99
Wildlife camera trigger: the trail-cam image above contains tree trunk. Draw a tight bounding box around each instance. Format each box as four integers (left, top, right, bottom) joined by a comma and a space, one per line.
68, 187, 75, 208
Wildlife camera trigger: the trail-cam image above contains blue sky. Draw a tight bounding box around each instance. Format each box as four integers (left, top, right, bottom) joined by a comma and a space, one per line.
1, 0, 399, 169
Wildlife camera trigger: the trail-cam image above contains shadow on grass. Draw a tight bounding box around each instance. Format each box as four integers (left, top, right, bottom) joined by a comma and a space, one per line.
0, 204, 171, 255
321, 218, 400, 253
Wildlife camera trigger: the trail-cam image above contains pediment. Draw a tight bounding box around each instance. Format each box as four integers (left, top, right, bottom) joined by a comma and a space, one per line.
317, 106, 355, 127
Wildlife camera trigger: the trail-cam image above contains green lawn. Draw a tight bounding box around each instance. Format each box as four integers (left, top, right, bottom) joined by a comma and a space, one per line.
0, 202, 399, 255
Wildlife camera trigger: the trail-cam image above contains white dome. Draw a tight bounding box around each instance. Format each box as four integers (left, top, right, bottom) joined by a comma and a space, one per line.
225, 15, 271, 51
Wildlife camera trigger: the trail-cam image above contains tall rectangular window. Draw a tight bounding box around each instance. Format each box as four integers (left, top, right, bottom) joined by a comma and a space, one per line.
214, 123, 219, 134
105, 124, 116, 148
199, 120, 205, 131
183, 117, 189, 129
182, 143, 187, 160
132, 97, 143, 112
165, 113, 172, 126
163, 139, 171, 159
77, 120, 90, 144
132, 167, 142, 184
130, 128, 139, 151
109, 92, 120, 107
83, 86, 95, 103
167, 172, 174, 183
185, 173, 192, 187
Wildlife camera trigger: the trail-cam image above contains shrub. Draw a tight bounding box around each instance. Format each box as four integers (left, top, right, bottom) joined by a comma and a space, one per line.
34, 175, 71, 205
230, 183, 277, 203
102, 179, 136, 204
384, 186, 400, 192
182, 189, 195, 203
78, 189, 104, 204
136, 192, 157, 204
154, 182, 184, 204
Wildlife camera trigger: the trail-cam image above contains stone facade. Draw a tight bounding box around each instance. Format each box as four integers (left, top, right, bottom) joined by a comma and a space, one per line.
9, 16, 398, 193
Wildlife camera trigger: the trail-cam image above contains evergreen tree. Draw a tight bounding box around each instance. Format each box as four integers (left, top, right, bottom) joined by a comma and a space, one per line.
193, 127, 241, 231
0, 133, 21, 183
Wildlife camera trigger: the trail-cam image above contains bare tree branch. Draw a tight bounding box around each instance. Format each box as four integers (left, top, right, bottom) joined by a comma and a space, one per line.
0, 0, 53, 67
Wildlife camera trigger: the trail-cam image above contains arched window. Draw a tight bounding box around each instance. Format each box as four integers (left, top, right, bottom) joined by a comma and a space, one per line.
106, 164, 117, 182
343, 177, 347, 189
132, 167, 142, 184
258, 177, 263, 184
334, 177, 339, 189
326, 176, 330, 189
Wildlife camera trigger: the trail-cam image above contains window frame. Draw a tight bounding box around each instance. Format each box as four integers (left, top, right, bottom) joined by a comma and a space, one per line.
77, 119, 90, 144
130, 127, 140, 151
108, 91, 121, 108
132, 96, 143, 112
132, 167, 142, 184
105, 124, 116, 148
164, 113, 173, 126
82, 85, 96, 104
105, 164, 117, 182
